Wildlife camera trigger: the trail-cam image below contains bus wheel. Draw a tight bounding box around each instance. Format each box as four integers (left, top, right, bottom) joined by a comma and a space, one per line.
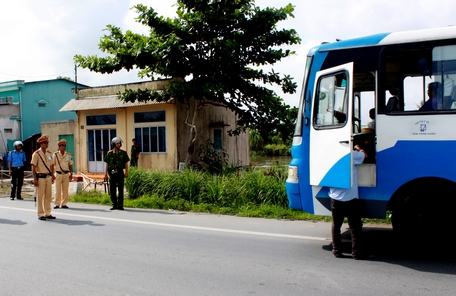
391, 179, 454, 241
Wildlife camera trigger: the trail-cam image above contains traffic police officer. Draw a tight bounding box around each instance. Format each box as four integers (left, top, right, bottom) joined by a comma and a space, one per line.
104, 137, 129, 210
53, 139, 73, 209
8, 140, 26, 200
31, 135, 56, 220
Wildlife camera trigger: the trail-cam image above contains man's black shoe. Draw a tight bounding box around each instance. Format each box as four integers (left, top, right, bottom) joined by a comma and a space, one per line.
10, 197, 14, 200
17, 197, 23, 200
352, 253, 370, 260
118, 207, 125, 210
38, 217, 46, 221
54, 206, 60, 209
45, 215, 56, 219
61, 205, 69, 209
333, 252, 346, 258
110, 207, 117, 210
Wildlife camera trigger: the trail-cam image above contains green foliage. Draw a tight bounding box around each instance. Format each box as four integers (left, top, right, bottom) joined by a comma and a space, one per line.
264, 143, 289, 156
69, 190, 112, 205
74, 0, 301, 135
196, 140, 229, 174
124, 166, 290, 207
249, 128, 264, 151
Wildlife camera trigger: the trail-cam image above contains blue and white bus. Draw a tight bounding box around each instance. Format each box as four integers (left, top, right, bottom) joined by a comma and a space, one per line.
286, 26, 456, 235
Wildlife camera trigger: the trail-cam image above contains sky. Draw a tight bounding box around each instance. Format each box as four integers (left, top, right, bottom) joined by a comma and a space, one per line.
1, 0, 455, 107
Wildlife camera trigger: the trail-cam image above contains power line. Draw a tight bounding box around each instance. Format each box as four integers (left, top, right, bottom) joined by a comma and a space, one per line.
0, 70, 74, 79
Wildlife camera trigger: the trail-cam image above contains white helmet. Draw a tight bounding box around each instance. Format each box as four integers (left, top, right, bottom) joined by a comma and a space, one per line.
14, 141, 23, 147
111, 137, 122, 146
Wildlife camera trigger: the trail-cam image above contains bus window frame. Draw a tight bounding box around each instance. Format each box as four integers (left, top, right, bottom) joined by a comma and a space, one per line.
379, 40, 456, 115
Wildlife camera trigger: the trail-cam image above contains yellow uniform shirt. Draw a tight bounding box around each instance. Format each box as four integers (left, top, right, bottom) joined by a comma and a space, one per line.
31, 149, 55, 174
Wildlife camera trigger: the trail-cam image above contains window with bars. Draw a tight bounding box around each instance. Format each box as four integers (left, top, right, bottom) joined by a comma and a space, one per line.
134, 126, 166, 153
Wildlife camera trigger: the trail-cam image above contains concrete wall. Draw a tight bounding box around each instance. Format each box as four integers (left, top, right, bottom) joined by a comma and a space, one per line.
75, 103, 178, 173
0, 104, 21, 154
176, 99, 250, 167
41, 120, 77, 168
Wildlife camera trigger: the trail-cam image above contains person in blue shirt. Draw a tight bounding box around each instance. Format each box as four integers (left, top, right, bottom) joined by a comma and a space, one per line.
8, 141, 27, 200
329, 144, 367, 260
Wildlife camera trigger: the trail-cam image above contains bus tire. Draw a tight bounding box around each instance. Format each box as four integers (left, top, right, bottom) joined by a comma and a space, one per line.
391, 178, 454, 241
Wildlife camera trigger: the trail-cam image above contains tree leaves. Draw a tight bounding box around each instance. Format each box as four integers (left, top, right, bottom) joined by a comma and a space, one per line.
74, 0, 301, 134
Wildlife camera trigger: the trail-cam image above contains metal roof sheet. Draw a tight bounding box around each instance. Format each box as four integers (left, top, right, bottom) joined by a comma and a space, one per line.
59, 95, 166, 111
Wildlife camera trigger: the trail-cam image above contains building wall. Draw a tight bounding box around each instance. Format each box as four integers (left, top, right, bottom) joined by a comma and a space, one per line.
75, 104, 178, 173
41, 120, 77, 169
125, 104, 178, 171
0, 81, 23, 154
21, 79, 85, 140
176, 99, 250, 167
0, 104, 21, 155
0, 80, 24, 104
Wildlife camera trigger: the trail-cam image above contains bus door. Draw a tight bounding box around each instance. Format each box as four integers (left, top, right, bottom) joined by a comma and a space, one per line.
310, 62, 354, 189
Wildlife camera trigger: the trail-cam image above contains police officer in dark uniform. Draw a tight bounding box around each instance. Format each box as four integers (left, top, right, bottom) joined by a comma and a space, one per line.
104, 137, 129, 210
8, 141, 26, 200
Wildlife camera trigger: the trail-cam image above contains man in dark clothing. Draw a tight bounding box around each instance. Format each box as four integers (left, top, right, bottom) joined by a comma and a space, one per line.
104, 137, 129, 210
130, 138, 140, 167
8, 141, 26, 200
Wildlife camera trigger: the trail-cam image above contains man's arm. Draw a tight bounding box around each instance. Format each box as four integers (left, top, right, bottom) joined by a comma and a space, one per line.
32, 164, 38, 187
124, 162, 128, 179
8, 155, 12, 175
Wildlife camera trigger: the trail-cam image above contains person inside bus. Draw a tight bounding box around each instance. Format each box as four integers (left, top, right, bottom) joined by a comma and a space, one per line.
367, 108, 375, 129
420, 82, 442, 111
329, 143, 367, 260
386, 85, 400, 111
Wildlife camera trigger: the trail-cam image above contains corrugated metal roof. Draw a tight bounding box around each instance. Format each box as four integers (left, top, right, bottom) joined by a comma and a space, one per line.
59, 95, 167, 111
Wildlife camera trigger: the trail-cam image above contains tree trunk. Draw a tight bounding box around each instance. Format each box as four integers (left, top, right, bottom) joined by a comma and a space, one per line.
185, 100, 199, 167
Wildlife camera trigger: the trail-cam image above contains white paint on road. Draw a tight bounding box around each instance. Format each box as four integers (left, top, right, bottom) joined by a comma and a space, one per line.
0, 205, 330, 242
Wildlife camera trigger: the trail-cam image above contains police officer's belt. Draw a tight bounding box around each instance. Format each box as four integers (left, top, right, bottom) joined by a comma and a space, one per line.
56, 170, 70, 174
37, 173, 52, 178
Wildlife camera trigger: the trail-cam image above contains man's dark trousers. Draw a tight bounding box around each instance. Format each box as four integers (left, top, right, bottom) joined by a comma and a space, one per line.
109, 172, 124, 208
331, 198, 363, 256
11, 167, 24, 199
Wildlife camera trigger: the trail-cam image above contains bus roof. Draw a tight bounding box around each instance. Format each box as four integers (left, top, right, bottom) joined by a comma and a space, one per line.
313, 26, 456, 53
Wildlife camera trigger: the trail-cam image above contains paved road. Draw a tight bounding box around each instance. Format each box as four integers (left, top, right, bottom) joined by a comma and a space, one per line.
0, 196, 455, 296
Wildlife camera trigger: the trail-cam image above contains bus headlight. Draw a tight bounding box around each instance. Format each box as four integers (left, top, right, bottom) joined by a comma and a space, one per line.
287, 166, 298, 183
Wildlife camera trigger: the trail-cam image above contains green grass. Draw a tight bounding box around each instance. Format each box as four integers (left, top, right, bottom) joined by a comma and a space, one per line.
69, 167, 390, 224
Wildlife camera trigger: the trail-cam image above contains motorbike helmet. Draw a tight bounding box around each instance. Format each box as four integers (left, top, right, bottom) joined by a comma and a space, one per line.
111, 137, 122, 147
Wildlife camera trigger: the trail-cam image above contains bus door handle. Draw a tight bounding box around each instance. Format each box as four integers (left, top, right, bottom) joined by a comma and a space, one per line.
339, 140, 349, 144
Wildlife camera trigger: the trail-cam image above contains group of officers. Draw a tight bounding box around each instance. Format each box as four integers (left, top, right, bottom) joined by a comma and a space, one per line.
6, 135, 135, 220
7, 135, 73, 220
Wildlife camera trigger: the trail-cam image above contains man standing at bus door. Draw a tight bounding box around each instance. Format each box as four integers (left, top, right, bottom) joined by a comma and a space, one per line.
8, 141, 26, 200
104, 137, 129, 210
329, 145, 367, 260
31, 135, 56, 220
53, 139, 73, 209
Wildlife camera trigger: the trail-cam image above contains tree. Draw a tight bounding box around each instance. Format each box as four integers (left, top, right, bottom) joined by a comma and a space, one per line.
74, 0, 301, 166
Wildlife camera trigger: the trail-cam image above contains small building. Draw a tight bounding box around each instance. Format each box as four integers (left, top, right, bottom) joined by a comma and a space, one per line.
60, 80, 249, 173
0, 79, 86, 164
